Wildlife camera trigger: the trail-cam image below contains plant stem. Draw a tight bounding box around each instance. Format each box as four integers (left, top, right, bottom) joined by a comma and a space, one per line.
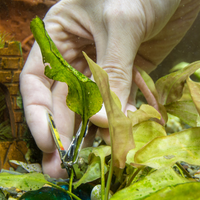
101, 159, 105, 200
105, 159, 113, 200
175, 162, 193, 179
48, 182, 81, 200
126, 168, 142, 187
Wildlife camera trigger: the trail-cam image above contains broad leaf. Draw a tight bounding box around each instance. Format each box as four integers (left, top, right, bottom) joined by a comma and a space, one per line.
187, 77, 200, 116
134, 127, 200, 169
0, 172, 48, 191
127, 104, 161, 127
165, 100, 200, 127
143, 182, 200, 200
83, 52, 134, 168
155, 61, 200, 105
110, 167, 189, 200
30, 17, 103, 120
126, 121, 166, 166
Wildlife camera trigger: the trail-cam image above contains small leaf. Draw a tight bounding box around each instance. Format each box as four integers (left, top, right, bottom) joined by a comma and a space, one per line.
143, 182, 200, 200
126, 121, 166, 165
165, 100, 199, 127
0, 172, 49, 191
73, 155, 108, 188
110, 167, 189, 200
83, 52, 134, 168
127, 104, 161, 127
155, 61, 200, 105
187, 77, 200, 115
134, 127, 200, 169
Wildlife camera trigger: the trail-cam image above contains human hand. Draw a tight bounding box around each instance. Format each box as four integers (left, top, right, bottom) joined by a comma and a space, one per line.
20, 0, 200, 178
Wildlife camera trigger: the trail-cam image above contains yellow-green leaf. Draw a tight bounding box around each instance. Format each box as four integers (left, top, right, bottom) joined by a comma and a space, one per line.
83, 52, 134, 169
126, 121, 166, 166
135, 127, 200, 168
127, 104, 161, 127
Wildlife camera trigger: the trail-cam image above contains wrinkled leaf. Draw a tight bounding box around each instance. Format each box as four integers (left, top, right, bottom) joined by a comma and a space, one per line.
83, 52, 134, 168
155, 61, 200, 105
165, 100, 200, 127
135, 66, 167, 124
127, 104, 161, 126
73, 156, 108, 188
187, 77, 200, 115
0, 172, 48, 191
143, 182, 200, 200
30, 17, 103, 120
126, 121, 166, 165
135, 127, 200, 169
110, 167, 189, 200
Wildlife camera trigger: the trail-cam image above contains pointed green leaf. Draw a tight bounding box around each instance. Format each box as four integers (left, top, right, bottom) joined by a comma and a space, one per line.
143, 182, 200, 200
155, 61, 200, 105
110, 167, 189, 200
126, 121, 166, 165
187, 77, 200, 115
0, 172, 49, 191
73, 155, 108, 188
30, 16, 103, 121
135, 127, 200, 169
127, 104, 161, 127
83, 52, 134, 168
165, 100, 200, 127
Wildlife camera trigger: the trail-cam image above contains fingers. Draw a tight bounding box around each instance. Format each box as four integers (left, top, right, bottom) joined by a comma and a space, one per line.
90, 1, 145, 127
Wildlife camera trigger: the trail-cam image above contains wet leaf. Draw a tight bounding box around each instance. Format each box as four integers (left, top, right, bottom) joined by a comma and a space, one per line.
127, 104, 161, 127
0, 172, 49, 191
187, 77, 200, 115
30, 17, 103, 121
155, 61, 200, 105
126, 121, 166, 166
83, 52, 134, 168
134, 127, 200, 169
143, 182, 200, 200
165, 100, 200, 127
110, 167, 189, 200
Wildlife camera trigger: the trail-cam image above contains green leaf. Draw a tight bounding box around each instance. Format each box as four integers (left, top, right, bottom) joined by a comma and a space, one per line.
165, 100, 200, 127
155, 61, 200, 105
127, 104, 161, 127
110, 167, 189, 200
74, 146, 110, 189
134, 127, 200, 169
73, 155, 108, 188
30, 17, 103, 120
143, 182, 200, 200
0, 172, 49, 191
187, 77, 200, 116
126, 121, 166, 166
83, 52, 134, 169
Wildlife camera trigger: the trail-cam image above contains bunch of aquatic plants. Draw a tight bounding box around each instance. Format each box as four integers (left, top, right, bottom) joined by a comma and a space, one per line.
1, 16, 200, 200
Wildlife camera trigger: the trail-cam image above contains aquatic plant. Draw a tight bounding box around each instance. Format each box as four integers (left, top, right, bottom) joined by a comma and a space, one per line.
1, 16, 200, 199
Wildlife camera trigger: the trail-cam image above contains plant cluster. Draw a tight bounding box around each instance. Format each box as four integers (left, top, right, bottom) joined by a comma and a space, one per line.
1, 17, 200, 200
